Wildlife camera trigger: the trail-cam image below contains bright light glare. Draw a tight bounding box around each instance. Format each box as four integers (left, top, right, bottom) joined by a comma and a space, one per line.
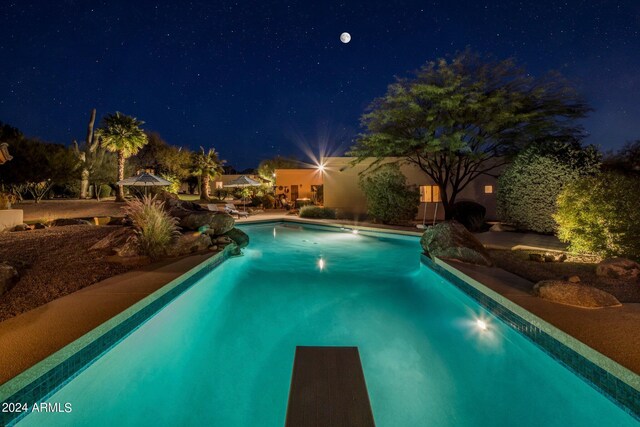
273, 228, 276, 238
317, 163, 325, 172
476, 319, 488, 331
318, 258, 325, 271
352, 229, 359, 234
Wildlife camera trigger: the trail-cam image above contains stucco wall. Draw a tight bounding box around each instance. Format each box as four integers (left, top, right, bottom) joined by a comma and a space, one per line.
274, 169, 323, 200
0, 209, 23, 231
322, 157, 499, 221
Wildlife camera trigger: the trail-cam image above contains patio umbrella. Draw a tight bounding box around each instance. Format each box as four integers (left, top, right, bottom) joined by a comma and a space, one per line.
223, 175, 261, 211
116, 172, 173, 196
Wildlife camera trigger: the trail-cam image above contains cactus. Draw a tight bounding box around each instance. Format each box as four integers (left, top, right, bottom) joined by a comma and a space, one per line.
72, 109, 99, 198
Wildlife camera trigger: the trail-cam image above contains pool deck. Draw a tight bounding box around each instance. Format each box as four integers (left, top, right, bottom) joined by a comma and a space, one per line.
444, 259, 640, 375
0, 252, 216, 385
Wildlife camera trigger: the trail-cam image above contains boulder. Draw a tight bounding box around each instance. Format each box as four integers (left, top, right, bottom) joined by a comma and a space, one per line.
0, 262, 19, 296
544, 252, 567, 263
567, 275, 581, 283
89, 227, 136, 253
420, 221, 493, 266
489, 223, 516, 232
167, 233, 212, 257
533, 280, 621, 308
529, 253, 545, 263
214, 236, 232, 245
51, 218, 92, 227
154, 191, 235, 234
12, 223, 30, 232
113, 239, 141, 257
596, 258, 640, 281
33, 222, 46, 229
179, 211, 235, 234
223, 227, 249, 248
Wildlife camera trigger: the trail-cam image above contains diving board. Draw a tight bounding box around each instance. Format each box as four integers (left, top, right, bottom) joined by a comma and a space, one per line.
285, 346, 376, 427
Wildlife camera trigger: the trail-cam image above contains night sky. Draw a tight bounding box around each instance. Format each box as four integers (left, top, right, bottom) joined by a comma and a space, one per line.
1, 1, 639, 169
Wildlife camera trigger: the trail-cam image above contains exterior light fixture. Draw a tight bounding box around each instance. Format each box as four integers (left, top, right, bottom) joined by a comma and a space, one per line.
476, 319, 488, 331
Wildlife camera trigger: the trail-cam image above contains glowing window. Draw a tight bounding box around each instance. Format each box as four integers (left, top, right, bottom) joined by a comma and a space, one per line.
420, 185, 441, 202
215, 181, 223, 189
484, 185, 493, 194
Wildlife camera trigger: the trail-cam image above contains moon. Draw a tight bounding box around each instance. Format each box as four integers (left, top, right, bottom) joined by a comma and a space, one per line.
340, 32, 351, 44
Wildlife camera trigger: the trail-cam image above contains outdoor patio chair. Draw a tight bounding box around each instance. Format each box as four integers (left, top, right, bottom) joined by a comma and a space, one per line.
224, 203, 249, 218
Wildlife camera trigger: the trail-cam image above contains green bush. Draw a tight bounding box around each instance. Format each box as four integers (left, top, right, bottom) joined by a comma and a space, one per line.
497, 143, 600, 233
98, 184, 112, 199
451, 201, 486, 232
299, 205, 336, 219
554, 172, 640, 260
122, 195, 180, 259
160, 173, 181, 194
359, 163, 419, 224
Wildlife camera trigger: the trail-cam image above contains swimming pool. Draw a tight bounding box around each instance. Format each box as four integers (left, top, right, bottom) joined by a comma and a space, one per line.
9, 223, 640, 425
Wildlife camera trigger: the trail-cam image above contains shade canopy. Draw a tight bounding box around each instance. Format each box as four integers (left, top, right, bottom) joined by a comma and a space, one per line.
223, 175, 261, 188
116, 173, 172, 187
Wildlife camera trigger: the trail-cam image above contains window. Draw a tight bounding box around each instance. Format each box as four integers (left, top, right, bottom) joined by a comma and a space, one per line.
484, 185, 493, 194
215, 181, 223, 189
420, 185, 441, 202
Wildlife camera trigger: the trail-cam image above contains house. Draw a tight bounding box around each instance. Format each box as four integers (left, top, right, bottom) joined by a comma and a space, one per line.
179, 174, 264, 195
274, 168, 323, 203
0, 143, 12, 165
275, 157, 499, 221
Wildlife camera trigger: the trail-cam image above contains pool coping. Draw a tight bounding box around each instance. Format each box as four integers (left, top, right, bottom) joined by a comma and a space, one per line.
422, 255, 640, 421
0, 244, 237, 427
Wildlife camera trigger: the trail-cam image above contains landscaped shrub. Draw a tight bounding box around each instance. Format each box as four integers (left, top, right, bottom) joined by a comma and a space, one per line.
122, 195, 180, 259
299, 205, 336, 219
554, 172, 640, 260
451, 201, 486, 232
98, 184, 112, 199
359, 163, 419, 224
497, 142, 600, 233
160, 173, 181, 194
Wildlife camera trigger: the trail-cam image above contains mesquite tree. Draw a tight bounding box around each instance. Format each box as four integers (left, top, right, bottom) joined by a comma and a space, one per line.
349, 51, 591, 219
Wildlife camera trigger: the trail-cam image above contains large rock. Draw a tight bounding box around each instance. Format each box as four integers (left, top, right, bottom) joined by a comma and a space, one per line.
89, 227, 136, 253
155, 191, 235, 234
420, 221, 493, 266
533, 280, 621, 308
0, 262, 19, 296
51, 218, 92, 227
167, 233, 212, 257
179, 211, 235, 234
224, 227, 249, 248
596, 258, 640, 281
12, 223, 30, 232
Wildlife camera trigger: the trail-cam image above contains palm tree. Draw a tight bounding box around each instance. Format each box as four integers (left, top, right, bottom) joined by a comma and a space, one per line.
95, 112, 148, 202
192, 146, 225, 201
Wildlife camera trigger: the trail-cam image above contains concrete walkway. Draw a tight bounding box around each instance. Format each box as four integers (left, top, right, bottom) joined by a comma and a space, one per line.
475, 230, 566, 251
0, 252, 215, 385
446, 260, 640, 375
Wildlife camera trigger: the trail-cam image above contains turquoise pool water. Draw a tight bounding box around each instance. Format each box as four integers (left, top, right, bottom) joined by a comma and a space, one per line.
19, 223, 637, 426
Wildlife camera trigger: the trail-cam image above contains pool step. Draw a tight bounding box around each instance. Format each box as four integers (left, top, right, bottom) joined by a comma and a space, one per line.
285, 346, 375, 427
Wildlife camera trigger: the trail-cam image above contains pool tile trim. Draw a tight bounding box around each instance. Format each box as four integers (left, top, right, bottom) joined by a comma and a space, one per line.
421, 254, 640, 420
0, 245, 236, 427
